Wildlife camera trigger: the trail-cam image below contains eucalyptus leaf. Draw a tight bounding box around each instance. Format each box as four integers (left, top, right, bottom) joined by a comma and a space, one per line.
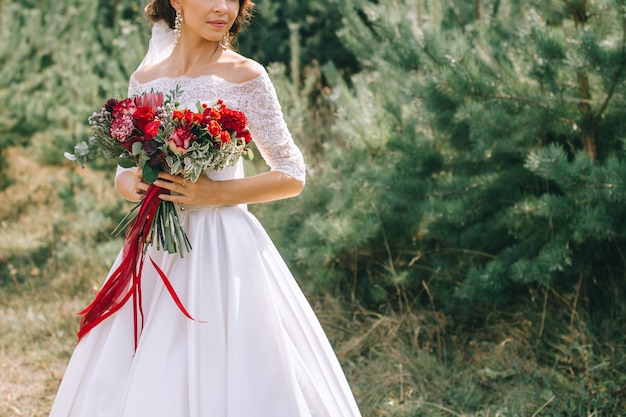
118, 155, 137, 168
132, 141, 143, 156
138, 153, 150, 166
63, 152, 77, 161
74, 141, 90, 157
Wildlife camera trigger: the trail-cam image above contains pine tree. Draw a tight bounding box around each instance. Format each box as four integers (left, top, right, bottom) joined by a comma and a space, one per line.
238, 0, 358, 73
415, 0, 626, 305
281, 0, 626, 312
0, 0, 147, 173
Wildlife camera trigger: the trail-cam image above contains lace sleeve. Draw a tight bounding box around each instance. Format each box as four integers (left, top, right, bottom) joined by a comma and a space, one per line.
238, 71, 306, 183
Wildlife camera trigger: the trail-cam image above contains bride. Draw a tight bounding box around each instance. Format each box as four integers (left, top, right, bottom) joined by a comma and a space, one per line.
48, 0, 363, 416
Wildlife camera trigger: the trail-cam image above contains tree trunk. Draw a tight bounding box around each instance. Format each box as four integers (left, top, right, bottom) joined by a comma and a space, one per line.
0, 147, 5, 190
577, 72, 596, 159
113, 0, 118, 25
417, 0, 423, 29
288, 21, 301, 92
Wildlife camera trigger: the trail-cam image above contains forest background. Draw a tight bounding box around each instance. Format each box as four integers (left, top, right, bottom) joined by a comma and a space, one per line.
1, 0, 626, 416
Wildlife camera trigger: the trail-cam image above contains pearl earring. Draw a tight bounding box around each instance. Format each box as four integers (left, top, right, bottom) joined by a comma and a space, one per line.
174, 9, 183, 46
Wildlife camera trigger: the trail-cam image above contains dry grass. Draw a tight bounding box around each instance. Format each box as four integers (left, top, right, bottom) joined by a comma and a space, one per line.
0, 147, 120, 417
0, 298, 80, 417
2, 288, 624, 417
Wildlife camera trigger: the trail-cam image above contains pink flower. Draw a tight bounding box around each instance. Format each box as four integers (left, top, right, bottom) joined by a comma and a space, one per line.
168, 126, 195, 155
110, 114, 134, 141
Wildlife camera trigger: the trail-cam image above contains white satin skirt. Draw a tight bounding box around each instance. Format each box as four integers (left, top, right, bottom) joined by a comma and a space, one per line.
49, 206, 362, 417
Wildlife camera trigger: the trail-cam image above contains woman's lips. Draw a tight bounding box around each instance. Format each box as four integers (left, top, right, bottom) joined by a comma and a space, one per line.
208, 20, 227, 28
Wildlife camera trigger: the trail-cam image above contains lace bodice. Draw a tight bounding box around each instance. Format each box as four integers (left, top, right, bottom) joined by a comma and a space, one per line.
126, 70, 306, 183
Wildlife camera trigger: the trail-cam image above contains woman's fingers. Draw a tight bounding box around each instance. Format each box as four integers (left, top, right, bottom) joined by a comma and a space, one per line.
157, 171, 185, 186
154, 175, 216, 205
153, 176, 189, 197
131, 167, 149, 198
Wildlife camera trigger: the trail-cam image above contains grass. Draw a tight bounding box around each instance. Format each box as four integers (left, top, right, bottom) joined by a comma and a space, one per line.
1, 147, 625, 417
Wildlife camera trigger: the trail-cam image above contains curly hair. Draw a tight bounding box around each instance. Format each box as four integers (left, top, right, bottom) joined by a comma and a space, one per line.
144, 0, 254, 44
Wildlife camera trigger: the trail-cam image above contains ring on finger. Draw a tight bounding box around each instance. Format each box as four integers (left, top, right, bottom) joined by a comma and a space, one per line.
181, 179, 187, 187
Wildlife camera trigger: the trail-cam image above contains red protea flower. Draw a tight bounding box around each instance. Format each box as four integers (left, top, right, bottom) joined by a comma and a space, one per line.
133, 92, 164, 110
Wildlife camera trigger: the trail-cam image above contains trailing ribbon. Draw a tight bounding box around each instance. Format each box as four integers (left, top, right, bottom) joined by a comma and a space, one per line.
77, 184, 198, 350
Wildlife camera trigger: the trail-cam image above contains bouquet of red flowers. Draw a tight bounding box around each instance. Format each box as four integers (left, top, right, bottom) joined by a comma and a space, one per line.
65, 88, 253, 347
66, 88, 253, 255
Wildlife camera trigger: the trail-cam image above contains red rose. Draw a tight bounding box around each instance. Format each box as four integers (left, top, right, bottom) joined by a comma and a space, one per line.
201, 107, 220, 124
184, 110, 202, 126
172, 110, 186, 122
219, 131, 231, 144
143, 120, 161, 139
134, 107, 155, 130
207, 120, 222, 137
168, 126, 195, 155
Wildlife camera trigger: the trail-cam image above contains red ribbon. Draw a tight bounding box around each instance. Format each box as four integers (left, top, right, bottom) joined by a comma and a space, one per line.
77, 184, 198, 350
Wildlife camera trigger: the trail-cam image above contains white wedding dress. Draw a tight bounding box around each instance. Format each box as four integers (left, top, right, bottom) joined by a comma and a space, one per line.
49, 70, 362, 417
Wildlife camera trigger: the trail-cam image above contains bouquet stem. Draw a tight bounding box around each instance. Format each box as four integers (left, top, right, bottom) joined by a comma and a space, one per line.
112, 187, 191, 256
78, 184, 195, 350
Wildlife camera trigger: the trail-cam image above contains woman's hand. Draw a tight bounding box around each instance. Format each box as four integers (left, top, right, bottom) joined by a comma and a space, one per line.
115, 167, 150, 202
153, 172, 219, 207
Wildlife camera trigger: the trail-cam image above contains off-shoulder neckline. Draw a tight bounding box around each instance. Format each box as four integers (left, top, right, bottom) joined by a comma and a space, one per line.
129, 72, 265, 87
